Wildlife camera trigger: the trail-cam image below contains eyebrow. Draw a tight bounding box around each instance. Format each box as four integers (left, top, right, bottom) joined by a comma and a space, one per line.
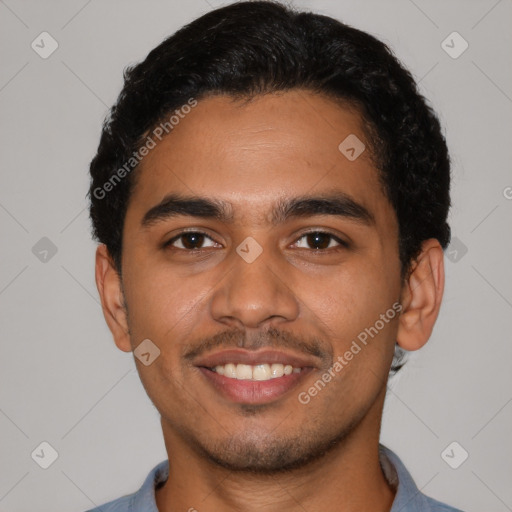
140, 192, 375, 228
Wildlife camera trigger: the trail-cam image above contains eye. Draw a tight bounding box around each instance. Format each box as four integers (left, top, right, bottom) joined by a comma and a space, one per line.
165, 231, 219, 251
293, 231, 348, 250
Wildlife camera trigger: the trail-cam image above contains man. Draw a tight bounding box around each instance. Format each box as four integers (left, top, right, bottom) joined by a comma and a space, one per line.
87, 1, 462, 510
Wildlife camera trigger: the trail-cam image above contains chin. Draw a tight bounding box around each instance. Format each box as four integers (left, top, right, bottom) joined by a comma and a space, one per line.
196, 425, 351, 475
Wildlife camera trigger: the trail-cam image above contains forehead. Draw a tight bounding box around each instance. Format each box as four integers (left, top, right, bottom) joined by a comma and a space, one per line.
126, 90, 391, 226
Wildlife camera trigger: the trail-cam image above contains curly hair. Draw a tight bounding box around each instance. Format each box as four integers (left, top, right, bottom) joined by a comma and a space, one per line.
88, 0, 451, 373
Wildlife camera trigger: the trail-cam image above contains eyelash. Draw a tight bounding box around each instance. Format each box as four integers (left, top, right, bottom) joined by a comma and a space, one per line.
164, 230, 349, 252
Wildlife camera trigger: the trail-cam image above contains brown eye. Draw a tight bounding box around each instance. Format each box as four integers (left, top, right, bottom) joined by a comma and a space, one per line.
294, 231, 347, 250
166, 232, 217, 250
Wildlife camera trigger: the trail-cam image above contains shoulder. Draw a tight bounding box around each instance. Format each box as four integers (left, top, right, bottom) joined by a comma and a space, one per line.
379, 444, 466, 512
82, 459, 169, 512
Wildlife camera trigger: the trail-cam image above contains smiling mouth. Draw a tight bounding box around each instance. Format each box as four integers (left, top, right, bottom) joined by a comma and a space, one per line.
192, 348, 320, 404
211, 362, 303, 381
198, 366, 313, 405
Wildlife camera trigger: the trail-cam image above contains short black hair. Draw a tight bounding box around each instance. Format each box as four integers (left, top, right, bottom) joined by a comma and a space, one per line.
88, 0, 451, 372
89, 0, 450, 273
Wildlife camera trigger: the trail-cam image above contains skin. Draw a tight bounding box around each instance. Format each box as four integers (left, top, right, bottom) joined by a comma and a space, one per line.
95, 90, 445, 512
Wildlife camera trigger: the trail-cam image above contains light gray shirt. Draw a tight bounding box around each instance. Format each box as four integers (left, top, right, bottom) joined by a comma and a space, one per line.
85, 444, 464, 511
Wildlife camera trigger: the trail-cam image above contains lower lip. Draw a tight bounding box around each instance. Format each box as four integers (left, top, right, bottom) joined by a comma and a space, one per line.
198, 367, 313, 405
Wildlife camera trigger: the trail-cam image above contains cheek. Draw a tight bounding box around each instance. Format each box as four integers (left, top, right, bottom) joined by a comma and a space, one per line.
124, 260, 209, 340
303, 259, 399, 374
307, 260, 396, 328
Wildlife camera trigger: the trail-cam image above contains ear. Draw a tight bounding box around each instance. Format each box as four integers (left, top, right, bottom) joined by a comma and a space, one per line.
95, 244, 132, 352
396, 238, 445, 351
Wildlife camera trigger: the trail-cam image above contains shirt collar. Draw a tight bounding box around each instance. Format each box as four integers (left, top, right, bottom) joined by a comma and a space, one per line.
380, 444, 435, 511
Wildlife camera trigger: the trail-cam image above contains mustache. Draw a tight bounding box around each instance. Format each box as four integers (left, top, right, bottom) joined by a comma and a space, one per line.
183, 326, 332, 367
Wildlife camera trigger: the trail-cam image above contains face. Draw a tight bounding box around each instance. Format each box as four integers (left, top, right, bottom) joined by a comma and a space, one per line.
117, 90, 403, 472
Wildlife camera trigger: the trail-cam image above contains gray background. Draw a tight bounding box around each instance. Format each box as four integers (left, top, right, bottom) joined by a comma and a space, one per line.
0, 0, 511, 511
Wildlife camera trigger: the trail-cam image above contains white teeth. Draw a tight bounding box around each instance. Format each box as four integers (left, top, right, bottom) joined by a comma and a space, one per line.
213, 362, 302, 381
270, 363, 284, 378
253, 364, 271, 380
224, 363, 237, 378
236, 364, 253, 380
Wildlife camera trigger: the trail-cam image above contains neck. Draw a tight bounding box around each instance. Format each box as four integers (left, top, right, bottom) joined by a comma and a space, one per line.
156, 390, 395, 512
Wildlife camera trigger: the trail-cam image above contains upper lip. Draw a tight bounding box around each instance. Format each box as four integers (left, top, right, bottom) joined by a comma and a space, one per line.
193, 349, 320, 369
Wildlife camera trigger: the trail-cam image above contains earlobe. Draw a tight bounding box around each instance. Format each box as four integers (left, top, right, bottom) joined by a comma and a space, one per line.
396, 239, 445, 351
95, 244, 132, 353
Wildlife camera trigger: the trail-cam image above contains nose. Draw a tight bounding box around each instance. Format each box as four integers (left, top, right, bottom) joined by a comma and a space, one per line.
209, 245, 300, 330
